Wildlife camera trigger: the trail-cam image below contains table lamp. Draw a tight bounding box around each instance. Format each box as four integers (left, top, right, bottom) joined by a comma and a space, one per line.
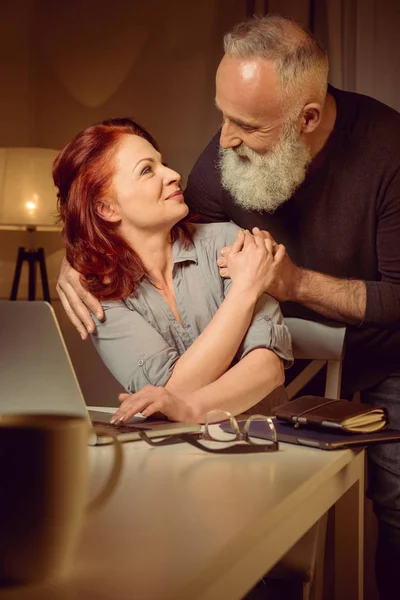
0, 147, 61, 302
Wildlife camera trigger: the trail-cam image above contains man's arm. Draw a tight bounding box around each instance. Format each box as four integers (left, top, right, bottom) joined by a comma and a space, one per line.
56, 257, 104, 338
276, 171, 400, 324
290, 268, 366, 324
253, 244, 367, 325
220, 215, 400, 326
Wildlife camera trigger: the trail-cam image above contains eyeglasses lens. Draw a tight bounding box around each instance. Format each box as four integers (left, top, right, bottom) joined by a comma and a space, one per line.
246, 416, 275, 445
205, 410, 237, 442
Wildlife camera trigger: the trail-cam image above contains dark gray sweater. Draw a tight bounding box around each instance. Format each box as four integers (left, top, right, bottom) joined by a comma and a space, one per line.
185, 86, 400, 393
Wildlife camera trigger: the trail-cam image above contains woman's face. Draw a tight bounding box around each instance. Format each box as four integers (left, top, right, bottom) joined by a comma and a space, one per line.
105, 134, 188, 234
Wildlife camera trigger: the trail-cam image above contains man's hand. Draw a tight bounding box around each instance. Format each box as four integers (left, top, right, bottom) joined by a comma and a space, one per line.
110, 386, 196, 424
56, 257, 104, 339
217, 227, 302, 302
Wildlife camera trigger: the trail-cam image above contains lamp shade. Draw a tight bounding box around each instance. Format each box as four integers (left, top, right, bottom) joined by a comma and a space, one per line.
0, 148, 61, 230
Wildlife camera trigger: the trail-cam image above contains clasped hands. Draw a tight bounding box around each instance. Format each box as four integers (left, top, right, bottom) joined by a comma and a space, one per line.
217, 227, 298, 301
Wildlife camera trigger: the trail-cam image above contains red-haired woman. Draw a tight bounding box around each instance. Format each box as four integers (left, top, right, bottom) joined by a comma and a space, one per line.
54, 118, 292, 424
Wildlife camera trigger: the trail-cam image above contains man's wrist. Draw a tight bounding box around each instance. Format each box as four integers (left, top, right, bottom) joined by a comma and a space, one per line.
288, 265, 310, 302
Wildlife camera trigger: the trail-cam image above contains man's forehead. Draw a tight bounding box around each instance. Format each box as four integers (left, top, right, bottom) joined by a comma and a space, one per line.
217, 54, 278, 77
239, 61, 259, 82
215, 56, 284, 123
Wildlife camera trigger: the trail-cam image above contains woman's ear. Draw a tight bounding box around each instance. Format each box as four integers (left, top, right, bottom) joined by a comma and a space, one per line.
299, 103, 322, 134
95, 199, 121, 223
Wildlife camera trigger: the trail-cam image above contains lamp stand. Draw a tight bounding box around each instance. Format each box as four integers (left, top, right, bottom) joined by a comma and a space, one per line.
10, 246, 51, 303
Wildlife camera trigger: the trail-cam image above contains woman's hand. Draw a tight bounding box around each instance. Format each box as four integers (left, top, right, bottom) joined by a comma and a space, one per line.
56, 257, 104, 339
218, 228, 301, 302
110, 385, 197, 424
225, 229, 285, 299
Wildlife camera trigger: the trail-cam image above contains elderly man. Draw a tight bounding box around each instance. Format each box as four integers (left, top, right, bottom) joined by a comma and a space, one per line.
57, 15, 399, 598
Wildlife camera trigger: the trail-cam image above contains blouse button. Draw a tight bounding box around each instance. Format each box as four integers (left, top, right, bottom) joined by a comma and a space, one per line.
138, 359, 144, 366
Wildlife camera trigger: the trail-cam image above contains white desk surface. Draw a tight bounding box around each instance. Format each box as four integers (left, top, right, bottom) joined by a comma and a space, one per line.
0, 416, 364, 600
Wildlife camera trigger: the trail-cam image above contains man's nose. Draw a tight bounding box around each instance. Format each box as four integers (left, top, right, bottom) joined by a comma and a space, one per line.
219, 121, 242, 149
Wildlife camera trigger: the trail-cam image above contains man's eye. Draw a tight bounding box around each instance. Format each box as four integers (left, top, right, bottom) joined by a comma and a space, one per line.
239, 124, 255, 132
140, 166, 152, 176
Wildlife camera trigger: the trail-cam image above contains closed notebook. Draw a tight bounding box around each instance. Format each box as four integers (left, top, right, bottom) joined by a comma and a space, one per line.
273, 395, 388, 433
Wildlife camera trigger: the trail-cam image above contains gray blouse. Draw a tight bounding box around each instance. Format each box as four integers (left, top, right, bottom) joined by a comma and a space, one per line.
91, 222, 293, 393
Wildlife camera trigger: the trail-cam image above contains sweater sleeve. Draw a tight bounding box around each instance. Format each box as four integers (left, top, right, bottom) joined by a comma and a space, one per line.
364, 166, 400, 324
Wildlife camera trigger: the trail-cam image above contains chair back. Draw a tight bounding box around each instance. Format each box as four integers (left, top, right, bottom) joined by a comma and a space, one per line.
285, 318, 346, 400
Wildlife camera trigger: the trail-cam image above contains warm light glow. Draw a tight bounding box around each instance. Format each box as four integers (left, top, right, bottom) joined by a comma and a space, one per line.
0, 147, 61, 230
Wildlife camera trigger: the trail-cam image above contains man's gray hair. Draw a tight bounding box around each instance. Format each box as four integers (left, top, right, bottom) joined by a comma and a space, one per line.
223, 15, 329, 109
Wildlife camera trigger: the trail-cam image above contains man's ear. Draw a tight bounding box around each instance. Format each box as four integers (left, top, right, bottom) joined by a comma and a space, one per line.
95, 199, 121, 223
299, 103, 322, 134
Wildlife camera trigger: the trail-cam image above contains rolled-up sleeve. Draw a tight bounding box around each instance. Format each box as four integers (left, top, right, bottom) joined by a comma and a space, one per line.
238, 294, 293, 367
91, 301, 180, 392
223, 278, 293, 368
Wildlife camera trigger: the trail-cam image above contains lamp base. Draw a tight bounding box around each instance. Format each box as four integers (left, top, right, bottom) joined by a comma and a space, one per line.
10, 247, 51, 302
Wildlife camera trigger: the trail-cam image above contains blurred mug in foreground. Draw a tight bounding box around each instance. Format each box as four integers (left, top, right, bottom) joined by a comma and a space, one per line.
0, 414, 123, 585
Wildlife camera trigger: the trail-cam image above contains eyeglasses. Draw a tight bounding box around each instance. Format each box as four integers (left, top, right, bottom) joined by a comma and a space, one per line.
138, 410, 279, 454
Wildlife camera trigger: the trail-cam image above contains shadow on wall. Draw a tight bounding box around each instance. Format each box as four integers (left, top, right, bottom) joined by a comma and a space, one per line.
32, 0, 246, 180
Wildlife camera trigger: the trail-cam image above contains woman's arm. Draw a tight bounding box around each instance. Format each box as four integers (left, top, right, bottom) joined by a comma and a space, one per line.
93, 229, 284, 397
113, 348, 284, 423
188, 349, 284, 421
165, 284, 258, 394
165, 229, 285, 393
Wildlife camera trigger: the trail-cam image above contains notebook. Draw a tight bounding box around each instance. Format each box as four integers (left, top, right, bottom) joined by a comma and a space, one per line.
220, 418, 400, 451
273, 395, 388, 433
0, 301, 200, 445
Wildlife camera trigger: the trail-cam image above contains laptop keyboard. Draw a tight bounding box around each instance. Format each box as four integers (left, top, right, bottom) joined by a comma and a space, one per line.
92, 421, 152, 434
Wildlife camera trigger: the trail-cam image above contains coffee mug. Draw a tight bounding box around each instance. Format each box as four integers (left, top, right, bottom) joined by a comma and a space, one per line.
0, 413, 123, 585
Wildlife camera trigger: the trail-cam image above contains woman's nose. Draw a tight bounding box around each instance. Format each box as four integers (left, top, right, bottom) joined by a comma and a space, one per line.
164, 166, 181, 185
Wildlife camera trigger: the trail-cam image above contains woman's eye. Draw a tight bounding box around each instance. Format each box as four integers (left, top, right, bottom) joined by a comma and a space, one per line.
140, 165, 152, 176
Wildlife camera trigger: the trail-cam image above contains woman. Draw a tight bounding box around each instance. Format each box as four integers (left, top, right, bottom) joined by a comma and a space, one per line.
54, 118, 292, 424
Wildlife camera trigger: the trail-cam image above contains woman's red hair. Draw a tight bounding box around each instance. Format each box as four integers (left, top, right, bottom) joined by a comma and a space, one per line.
54, 118, 191, 300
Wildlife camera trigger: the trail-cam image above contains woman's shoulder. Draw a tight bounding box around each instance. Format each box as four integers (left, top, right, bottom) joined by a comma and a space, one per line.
188, 221, 241, 246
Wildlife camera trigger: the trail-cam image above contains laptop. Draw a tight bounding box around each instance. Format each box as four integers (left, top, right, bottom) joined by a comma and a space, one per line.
0, 301, 200, 445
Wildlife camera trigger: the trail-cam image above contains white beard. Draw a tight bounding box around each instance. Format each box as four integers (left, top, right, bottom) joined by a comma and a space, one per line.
218, 123, 312, 213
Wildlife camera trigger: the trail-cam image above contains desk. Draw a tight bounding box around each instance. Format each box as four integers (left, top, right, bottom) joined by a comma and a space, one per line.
0, 435, 364, 600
